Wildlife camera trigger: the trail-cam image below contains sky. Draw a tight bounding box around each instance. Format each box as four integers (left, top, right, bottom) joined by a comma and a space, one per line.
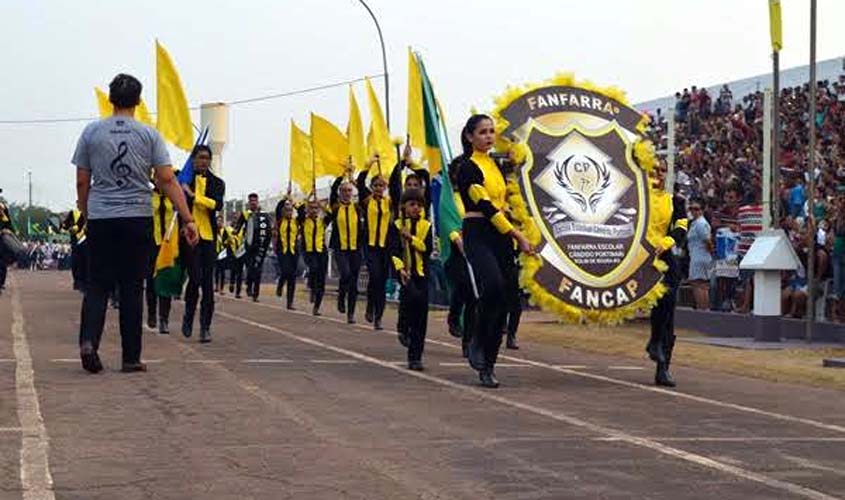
0, 0, 843, 210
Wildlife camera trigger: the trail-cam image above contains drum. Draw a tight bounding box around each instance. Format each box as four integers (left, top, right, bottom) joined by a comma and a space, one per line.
0, 231, 25, 264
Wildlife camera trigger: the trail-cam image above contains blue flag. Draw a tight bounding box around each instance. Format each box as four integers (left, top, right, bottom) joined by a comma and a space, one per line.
177, 126, 210, 185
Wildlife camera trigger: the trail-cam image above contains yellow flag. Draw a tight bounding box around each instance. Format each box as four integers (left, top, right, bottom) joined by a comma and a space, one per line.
95, 87, 155, 127
347, 85, 366, 172
407, 49, 424, 152
290, 120, 315, 192
769, 0, 782, 52
156, 40, 194, 151
365, 77, 395, 167
310, 113, 348, 178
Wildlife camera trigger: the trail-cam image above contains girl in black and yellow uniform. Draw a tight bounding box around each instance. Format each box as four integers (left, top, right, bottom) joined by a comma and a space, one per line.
299, 196, 332, 316
356, 160, 391, 330
274, 197, 300, 310
455, 114, 532, 389
149, 185, 175, 334
389, 143, 431, 219
215, 220, 235, 294
330, 169, 362, 324
646, 164, 688, 387
389, 188, 433, 371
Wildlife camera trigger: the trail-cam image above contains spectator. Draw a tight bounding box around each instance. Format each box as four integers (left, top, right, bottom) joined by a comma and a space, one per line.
686, 200, 712, 309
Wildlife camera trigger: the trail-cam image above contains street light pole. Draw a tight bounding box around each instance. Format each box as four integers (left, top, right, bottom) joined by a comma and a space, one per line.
357, 0, 390, 128
806, 0, 817, 343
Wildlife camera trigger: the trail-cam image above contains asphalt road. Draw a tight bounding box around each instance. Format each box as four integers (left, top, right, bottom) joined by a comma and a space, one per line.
2, 270, 845, 500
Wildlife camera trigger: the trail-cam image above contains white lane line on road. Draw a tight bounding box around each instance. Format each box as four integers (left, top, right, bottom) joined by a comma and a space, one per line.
596, 436, 845, 443
226, 296, 845, 436
556, 365, 588, 369
0, 358, 16, 363
438, 362, 530, 368
0, 427, 23, 433
217, 310, 839, 500
242, 359, 292, 364
10, 276, 56, 500
607, 366, 646, 371
310, 359, 358, 364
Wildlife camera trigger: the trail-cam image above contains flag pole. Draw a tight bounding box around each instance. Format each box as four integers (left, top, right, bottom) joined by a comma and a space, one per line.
806, 0, 818, 342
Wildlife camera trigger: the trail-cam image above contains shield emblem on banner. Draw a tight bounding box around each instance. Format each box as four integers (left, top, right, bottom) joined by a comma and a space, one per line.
495, 83, 664, 318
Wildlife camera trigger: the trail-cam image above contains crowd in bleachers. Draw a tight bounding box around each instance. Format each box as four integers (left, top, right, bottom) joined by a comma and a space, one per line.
644, 72, 845, 321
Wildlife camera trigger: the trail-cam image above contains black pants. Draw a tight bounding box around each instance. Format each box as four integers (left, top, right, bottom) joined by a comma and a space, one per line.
276, 252, 298, 307
145, 242, 159, 322
79, 217, 152, 364
648, 282, 678, 365
71, 243, 88, 291
184, 239, 216, 331
504, 261, 522, 340
215, 257, 228, 291
400, 276, 429, 362
463, 219, 513, 372
365, 247, 389, 321
230, 256, 244, 295
245, 250, 265, 299
334, 249, 361, 316
0, 260, 6, 289
305, 251, 328, 310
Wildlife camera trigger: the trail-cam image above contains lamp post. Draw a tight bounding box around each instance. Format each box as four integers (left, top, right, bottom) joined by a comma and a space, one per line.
357, 0, 390, 128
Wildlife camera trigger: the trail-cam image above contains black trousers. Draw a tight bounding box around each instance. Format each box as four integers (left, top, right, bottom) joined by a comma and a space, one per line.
399, 276, 429, 362
334, 249, 361, 316
184, 239, 216, 331
648, 282, 678, 365
79, 217, 152, 364
0, 260, 6, 289
276, 252, 298, 306
145, 242, 159, 321
71, 242, 88, 290
215, 257, 228, 291
365, 247, 389, 321
230, 256, 244, 295
245, 250, 265, 299
504, 261, 522, 339
463, 219, 513, 372
305, 251, 328, 310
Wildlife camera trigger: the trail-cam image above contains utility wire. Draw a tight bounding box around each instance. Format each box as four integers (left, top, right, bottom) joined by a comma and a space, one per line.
0, 73, 385, 125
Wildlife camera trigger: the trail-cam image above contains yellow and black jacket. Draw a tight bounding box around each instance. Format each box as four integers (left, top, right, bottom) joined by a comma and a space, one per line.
648, 190, 688, 287
276, 215, 299, 256
297, 205, 332, 254
60, 208, 86, 245
151, 191, 174, 247
356, 171, 391, 249
388, 160, 431, 219
186, 171, 225, 243
329, 176, 361, 252
389, 216, 433, 278
0, 203, 13, 233
456, 151, 514, 235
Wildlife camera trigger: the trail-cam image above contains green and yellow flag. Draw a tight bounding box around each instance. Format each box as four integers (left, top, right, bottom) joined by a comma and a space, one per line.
156, 40, 194, 151
290, 120, 315, 192
154, 220, 184, 297
406, 49, 445, 175
769, 0, 783, 52
311, 113, 348, 178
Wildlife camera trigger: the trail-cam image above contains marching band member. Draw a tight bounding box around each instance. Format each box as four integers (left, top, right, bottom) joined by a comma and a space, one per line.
181, 145, 225, 343
229, 217, 246, 298
275, 196, 300, 310
0, 195, 16, 294
390, 188, 433, 370
646, 162, 688, 387
389, 143, 431, 219
330, 166, 362, 324
357, 158, 391, 330
149, 183, 174, 333
214, 217, 234, 294
61, 201, 88, 291
455, 114, 532, 388
234, 193, 272, 302
444, 160, 475, 357
299, 195, 331, 316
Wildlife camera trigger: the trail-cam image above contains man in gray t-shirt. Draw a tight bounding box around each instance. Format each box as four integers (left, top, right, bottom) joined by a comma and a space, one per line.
72, 116, 171, 219
73, 73, 197, 374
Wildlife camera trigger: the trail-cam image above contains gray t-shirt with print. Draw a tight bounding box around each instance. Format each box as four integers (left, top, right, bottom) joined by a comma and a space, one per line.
71, 116, 171, 220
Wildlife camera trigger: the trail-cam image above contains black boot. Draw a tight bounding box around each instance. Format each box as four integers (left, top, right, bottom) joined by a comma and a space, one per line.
447, 316, 462, 338
374, 318, 383, 331
645, 340, 665, 364
655, 363, 676, 387
181, 317, 193, 338
199, 329, 212, 344
506, 334, 519, 350
479, 370, 500, 388
158, 317, 169, 335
